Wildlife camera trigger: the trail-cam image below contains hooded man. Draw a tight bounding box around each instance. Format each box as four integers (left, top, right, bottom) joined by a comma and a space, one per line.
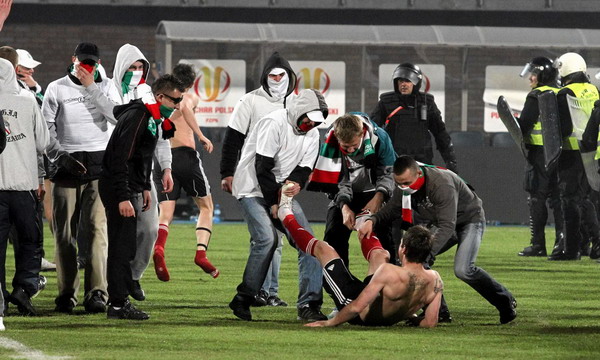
43, 42, 121, 314
111, 43, 174, 301
0, 58, 49, 319
220, 52, 298, 308
228, 89, 328, 322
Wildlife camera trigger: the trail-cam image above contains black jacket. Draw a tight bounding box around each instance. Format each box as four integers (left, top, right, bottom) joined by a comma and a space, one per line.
0, 114, 6, 154
100, 99, 158, 202
370, 91, 457, 172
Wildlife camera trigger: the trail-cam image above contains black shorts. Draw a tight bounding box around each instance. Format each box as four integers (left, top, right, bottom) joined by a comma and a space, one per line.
154, 146, 210, 202
322, 258, 373, 325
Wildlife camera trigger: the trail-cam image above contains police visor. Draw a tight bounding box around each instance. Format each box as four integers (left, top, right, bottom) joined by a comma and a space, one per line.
393, 67, 421, 86
519, 63, 541, 78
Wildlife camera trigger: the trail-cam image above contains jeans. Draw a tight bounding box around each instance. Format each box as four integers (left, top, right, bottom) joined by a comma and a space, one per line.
236, 197, 322, 308
451, 221, 514, 310
260, 232, 282, 296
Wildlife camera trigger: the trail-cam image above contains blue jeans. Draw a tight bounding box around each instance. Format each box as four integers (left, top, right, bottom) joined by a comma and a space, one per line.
260, 232, 282, 296
237, 197, 322, 308
451, 221, 514, 310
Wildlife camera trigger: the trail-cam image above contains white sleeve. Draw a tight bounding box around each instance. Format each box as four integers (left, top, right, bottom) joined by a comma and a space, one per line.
255, 118, 281, 158
228, 94, 253, 135
298, 132, 319, 169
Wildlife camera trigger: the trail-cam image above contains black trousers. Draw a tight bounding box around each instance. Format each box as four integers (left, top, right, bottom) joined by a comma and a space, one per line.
323, 192, 395, 267
99, 180, 140, 306
557, 151, 586, 256
0, 191, 42, 298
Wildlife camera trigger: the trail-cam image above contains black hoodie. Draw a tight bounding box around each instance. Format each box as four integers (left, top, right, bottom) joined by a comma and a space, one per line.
100, 99, 157, 202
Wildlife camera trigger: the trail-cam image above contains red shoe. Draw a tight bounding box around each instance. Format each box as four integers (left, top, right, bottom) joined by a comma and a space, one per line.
153, 249, 170, 282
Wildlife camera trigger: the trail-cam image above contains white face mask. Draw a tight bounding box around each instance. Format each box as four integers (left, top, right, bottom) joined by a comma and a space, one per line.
122, 70, 144, 94
267, 72, 289, 100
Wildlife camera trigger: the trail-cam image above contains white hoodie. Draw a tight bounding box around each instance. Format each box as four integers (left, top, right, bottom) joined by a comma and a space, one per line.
0, 58, 49, 191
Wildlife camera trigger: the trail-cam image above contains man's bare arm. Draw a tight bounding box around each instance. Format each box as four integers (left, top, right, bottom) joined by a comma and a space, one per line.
420, 274, 443, 328
306, 271, 387, 327
180, 95, 213, 153
0, 0, 12, 31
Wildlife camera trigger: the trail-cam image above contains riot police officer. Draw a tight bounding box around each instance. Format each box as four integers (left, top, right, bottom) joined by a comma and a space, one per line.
370, 63, 458, 173
516, 57, 564, 257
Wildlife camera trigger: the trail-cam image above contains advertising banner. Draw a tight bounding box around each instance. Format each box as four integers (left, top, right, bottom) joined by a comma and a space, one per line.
290, 61, 345, 127
179, 59, 246, 127
378, 64, 446, 120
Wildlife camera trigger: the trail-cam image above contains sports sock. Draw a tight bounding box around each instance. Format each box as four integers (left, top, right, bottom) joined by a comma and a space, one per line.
195, 228, 219, 278
153, 224, 170, 282
281, 214, 318, 256
360, 233, 384, 261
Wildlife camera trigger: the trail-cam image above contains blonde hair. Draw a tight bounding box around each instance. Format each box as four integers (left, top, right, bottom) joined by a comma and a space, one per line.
333, 114, 363, 143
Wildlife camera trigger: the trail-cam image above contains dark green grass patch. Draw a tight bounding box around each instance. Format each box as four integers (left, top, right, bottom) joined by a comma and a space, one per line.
1, 224, 599, 359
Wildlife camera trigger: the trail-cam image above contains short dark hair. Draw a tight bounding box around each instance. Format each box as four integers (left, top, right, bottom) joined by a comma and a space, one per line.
393, 155, 419, 175
172, 63, 196, 89
0, 46, 18, 67
401, 225, 432, 263
151, 74, 184, 95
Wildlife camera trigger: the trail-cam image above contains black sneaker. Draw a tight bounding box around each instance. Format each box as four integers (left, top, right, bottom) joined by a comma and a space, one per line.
297, 305, 327, 322
55, 296, 76, 314
10, 287, 37, 316
129, 280, 146, 301
267, 295, 288, 307
518, 245, 547, 257
32, 275, 47, 298
251, 290, 268, 307
548, 251, 581, 261
84, 290, 107, 313
590, 244, 600, 260
107, 300, 149, 320
229, 295, 252, 321
499, 297, 517, 324
438, 309, 453, 323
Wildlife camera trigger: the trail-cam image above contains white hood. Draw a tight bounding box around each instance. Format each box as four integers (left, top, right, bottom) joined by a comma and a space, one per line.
112, 43, 150, 98
0, 58, 20, 95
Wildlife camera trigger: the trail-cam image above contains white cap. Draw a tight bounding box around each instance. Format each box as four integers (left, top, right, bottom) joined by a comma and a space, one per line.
306, 110, 325, 123
16, 49, 41, 68
269, 67, 286, 76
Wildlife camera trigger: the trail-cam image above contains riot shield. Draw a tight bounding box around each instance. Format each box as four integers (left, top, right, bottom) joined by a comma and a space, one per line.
496, 96, 527, 158
537, 90, 562, 171
566, 94, 600, 190
566, 94, 595, 139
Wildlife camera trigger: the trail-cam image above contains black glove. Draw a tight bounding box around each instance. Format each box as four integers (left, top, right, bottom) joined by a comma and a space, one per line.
57, 154, 87, 176
405, 313, 424, 327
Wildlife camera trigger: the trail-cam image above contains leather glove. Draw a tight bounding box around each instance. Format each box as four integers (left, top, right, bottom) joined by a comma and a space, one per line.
57, 154, 87, 176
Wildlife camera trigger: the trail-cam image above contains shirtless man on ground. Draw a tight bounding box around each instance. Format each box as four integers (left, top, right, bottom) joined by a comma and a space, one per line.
277, 188, 443, 327
152, 63, 218, 281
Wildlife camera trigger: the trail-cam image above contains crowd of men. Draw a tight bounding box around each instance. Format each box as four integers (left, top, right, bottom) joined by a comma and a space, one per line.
23, 31, 600, 331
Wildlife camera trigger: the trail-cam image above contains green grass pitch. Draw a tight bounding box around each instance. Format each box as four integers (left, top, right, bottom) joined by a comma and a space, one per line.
1, 223, 599, 359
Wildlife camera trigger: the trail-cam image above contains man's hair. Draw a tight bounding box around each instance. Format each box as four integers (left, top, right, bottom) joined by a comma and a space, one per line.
0, 46, 17, 67
393, 155, 419, 175
151, 74, 184, 95
401, 225, 432, 263
172, 63, 196, 90
333, 114, 363, 143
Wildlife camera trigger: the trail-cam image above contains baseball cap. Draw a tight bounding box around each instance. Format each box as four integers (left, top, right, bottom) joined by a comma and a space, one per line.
16, 49, 41, 68
306, 110, 325, 124
74, 42, 100, 62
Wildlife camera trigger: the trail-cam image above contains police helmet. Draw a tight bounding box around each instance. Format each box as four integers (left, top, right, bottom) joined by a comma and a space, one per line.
519, 57, 558, 86
555, 52, 586, 78
393, 63, 423, 93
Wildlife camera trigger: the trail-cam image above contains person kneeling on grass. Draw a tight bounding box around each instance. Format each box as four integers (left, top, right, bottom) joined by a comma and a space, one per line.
277, 185, 443, 327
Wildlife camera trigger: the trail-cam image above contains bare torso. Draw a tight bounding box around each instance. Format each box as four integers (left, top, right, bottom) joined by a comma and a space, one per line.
359, 264, 442, 326
169, 93, 199, 149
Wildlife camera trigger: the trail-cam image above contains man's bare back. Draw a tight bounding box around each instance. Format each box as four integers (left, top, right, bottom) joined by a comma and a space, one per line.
169, 93, 199, 149
357, 263, 443, 327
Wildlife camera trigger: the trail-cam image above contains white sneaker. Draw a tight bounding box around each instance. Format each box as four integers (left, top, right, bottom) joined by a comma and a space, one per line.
277, 183, 295, 221
0, 317, 5, 331
354, 209, 372, 231
41, 257, 57, 272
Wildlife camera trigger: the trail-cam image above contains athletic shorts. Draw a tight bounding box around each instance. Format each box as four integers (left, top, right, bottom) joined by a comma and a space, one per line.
154, 146, 210, 202
322, 258, 373, 325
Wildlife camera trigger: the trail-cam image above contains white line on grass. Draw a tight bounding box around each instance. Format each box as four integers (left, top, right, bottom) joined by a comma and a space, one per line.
0, 336, 72, 359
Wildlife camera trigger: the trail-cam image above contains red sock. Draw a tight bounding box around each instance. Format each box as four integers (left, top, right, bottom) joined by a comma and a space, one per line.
282, 215, 318, 256
195, 249, 219, 278
153, 224, 170, 282
360, 233, 384, 261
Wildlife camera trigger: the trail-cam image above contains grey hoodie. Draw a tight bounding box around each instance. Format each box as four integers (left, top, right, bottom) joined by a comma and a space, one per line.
112, 43, 150, 104
0, 58, 49, 191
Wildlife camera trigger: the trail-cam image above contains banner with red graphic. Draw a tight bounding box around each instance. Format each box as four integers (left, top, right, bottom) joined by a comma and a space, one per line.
289, 61, 345, 127
378, 64, 446, 120
178, 59, 246, 127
